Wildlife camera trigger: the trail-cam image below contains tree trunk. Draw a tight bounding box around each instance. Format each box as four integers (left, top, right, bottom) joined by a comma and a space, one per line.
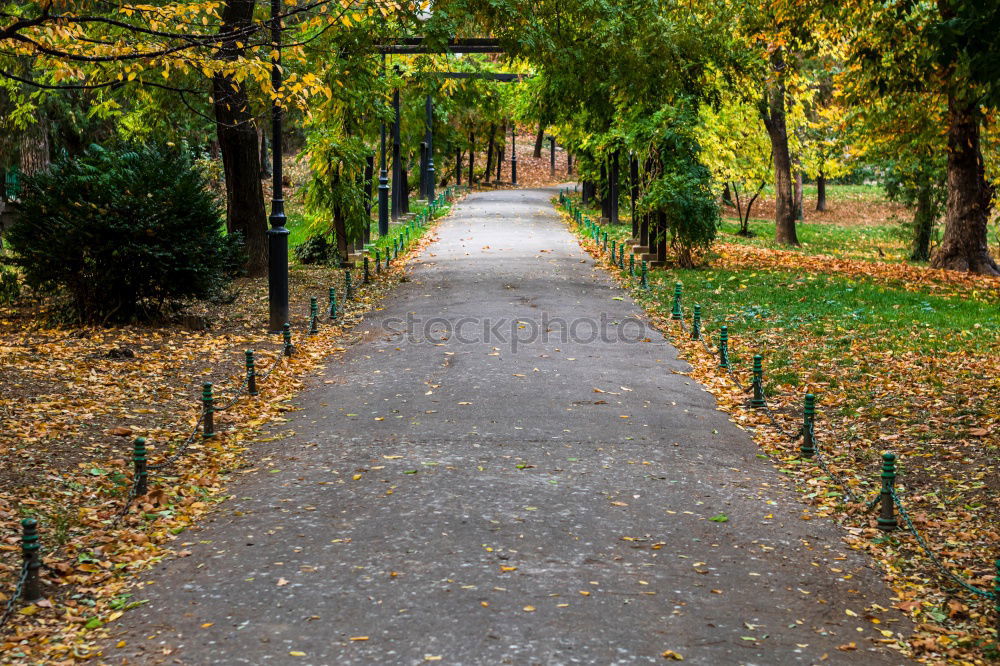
213, 0, 267, 277
332, 165, 348, 265
816, 172, 827, 211
760, 72, 799, 246
793, 170, 804, 220
533, 122, 545, 159
259, 128, 271, 179
722, 182, 732, 206
19, 114, 50, 175
931, 97, 999, 274
363, 152, 374, 243
468, 133, 475, 185
911, 181, 934, 262
485, 124, 496, 184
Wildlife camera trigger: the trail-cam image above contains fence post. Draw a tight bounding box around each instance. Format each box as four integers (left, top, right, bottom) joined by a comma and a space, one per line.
21, 519, 40, 602
328, 287, 338, 321
246, 350, 258, 396
375, 250, 382, 274
751, 354, 765, 408
800, 393, 816, 457
877, 452, 898, 531
611, 239, 617, 260
671, 282, 683, 320
202, 383, 215, 438
133, 437, 148, 496
345, 269, 353, 301
993, 560, 999, 635
641, 261, 649, 290
617, 245, 625, 269
363, 256, 371, 284
629, 253, 635, 276
282, 323, 294, 357
692, 304, 701, 340
309, 297, 319, 335
718, 326, 729, 369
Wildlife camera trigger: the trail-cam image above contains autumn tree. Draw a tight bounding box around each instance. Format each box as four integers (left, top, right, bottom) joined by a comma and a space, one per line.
836, 0, 1000, 274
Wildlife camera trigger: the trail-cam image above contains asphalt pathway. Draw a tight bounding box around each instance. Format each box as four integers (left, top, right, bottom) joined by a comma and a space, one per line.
109, 187, 908, 665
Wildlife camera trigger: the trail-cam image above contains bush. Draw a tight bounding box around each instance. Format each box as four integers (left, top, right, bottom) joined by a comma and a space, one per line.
6, 144, 241, 323
0, 266, 19, 304
293, 234, 336, 265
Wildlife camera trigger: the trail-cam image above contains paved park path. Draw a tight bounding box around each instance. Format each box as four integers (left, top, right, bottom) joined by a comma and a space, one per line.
110, 188, 908, 665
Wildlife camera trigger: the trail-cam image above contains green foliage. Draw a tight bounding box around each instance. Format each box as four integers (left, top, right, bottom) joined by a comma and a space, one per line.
6, 144, 240, 323
293, 234, 337, 266
0, 266, 20, 304
303, 129, 370, 245
637, 106, 720, 266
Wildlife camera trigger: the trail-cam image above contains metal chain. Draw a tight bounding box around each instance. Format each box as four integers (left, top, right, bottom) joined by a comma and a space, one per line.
0, 561, 29, 629
891, 489, 996, 600
812, 446, 860, 503
146, 412, 206, 470
213, 376, 249, 412
110, 478, 142, 527
257, 354, 284, 382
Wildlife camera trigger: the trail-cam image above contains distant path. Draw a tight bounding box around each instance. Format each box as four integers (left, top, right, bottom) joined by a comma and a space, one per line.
110, 187, 907, 665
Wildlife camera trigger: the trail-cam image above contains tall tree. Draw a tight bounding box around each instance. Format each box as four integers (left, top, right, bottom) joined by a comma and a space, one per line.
837, 0, 1000, 274
758, 51, 798, 245
212, 0, 267, 277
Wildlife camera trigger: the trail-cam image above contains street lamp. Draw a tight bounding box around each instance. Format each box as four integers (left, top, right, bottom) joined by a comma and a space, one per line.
425, 94, 435, 201
267, 0, 289, 333
510, 123, 517, 185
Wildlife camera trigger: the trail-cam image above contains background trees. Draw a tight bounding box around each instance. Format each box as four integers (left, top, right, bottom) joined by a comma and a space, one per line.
0, 0, 996, 277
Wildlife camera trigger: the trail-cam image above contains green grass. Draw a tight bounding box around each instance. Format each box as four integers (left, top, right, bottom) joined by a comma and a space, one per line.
648, 268, 998, 357
285, 198, 449, 261
759, 182, 886, 202
717, 217, 911, 262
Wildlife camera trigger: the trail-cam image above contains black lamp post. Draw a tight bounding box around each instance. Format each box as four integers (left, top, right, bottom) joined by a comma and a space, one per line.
510, 123, 518, 186
378, 122, 389, 236
549, 135, 556, 177
425, 94, 435, 201
391, 69, 402, 220
267, 0, 289, 333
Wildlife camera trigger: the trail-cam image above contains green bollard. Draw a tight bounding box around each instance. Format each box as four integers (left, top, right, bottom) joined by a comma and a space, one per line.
671, 282, 683, 320
629, 253, 635, 276
617, 244, 625, 270
328, 287, 338, 321
800, 393, 817, 458
691, 304, 701, 340
640, 261, 649, 290
375, 250, 382, 274
877, 452, 898, 531
611, 239, 617, 259
246, 350, 258, 396
993, 560, 999, 636
202, 382, 215, 438
133, 437, 148, 495
718, 325, 729, 369
21, 519, 41, 602
363, 256, 371, 284
751, 354, 765, 408
282, 322, 294, 357
309, 297, 319, 335
345, 269, 353, 301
